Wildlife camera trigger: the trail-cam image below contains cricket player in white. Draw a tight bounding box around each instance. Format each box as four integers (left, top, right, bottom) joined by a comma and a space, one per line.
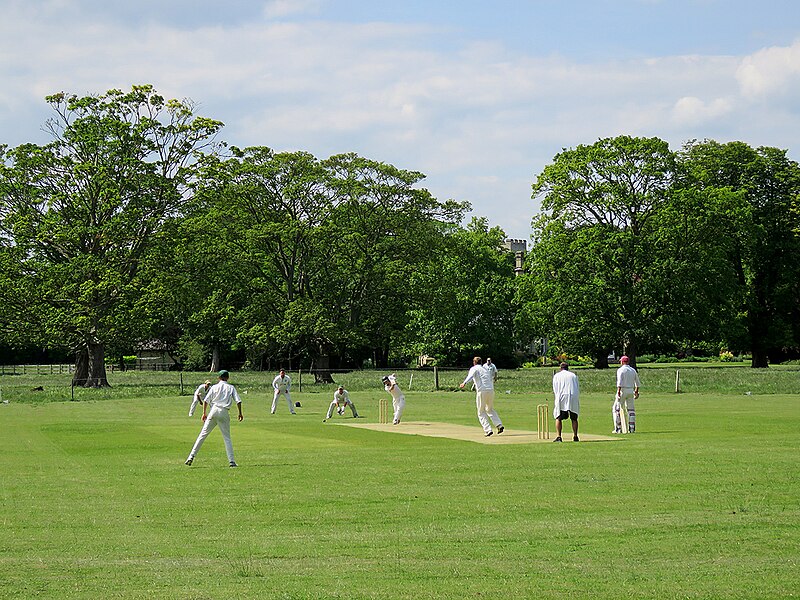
185, 370, 243, 467
324, 385, 360, 421
485, 358, 498, 383
271, 369, 295, 414
552, 362, 580, 442
460, 356, 504, 437
188, 380, 212, 417
382, 374, 405, 425
615, 355, 640, 433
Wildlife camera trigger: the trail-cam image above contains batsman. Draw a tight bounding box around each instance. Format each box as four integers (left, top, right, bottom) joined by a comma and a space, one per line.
613, 355, 641, 433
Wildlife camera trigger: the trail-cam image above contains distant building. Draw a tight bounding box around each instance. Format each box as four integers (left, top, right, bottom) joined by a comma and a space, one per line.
503, 238, 527, 276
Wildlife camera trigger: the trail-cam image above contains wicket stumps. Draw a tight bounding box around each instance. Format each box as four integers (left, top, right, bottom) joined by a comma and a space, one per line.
537, 404, 550, 439
378, 398, 390, 424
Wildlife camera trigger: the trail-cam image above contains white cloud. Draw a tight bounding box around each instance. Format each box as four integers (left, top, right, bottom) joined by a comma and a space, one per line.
736, 39, 800, 98
0, 4, 799, 239
672, 96, 734, 125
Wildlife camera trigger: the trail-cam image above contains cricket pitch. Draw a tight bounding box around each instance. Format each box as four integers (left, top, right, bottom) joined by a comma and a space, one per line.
335, 420, 622, 444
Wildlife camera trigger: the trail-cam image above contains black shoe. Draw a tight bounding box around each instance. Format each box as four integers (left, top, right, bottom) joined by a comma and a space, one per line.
553, 436, 562, 442
485, 430, 493, 437
184, 457, 193, 466
497, 425, 504, 434
229, 462, 238, 468
573, 436, 580, 442
323, 419, 327, 422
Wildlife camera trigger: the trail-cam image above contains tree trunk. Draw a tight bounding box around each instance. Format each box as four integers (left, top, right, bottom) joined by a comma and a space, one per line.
84, 341, 110, 388
373, 346, 389, 369
210, 344, 221, 373
312, 355, 335, 384
750, 347, 769, 368
73, 348, 89, 386
593, 351, 609, 369
622, 340, 638, 369
749, 314, 770, 368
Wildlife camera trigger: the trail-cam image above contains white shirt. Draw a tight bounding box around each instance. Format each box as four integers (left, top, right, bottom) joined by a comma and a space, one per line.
462, 364, 494, 391
193, 384, 208, 402
384, 376, 404, 400
273, 374, 291, 392
552, 369, 580, 414
334, 389, 350, 404
205, 380, 241, 410
616, 365, 641, 389
485, 362, 498, 381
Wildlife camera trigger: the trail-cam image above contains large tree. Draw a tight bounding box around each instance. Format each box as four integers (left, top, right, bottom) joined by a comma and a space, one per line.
680, 140, 800, 367
399, 217, 518, 366
519, 135, 693, 367
0, 85, 222, 386
186, 148, 467, 373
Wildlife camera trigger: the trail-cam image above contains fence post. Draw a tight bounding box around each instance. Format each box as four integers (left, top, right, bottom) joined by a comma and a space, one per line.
434, 366, 439, 391
180, 372, 184, 396
298, 369, 302, 393
675, 369, 680, 393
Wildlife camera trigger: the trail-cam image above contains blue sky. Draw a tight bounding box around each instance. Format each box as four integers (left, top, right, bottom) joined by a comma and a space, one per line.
1, 0, 799, 240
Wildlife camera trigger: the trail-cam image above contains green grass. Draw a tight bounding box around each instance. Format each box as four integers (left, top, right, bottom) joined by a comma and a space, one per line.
1, 372, 798, 598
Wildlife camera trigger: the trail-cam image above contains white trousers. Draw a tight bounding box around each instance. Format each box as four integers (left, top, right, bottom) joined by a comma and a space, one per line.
476, 390, 502, 434
188, 397, 202, 417
327, 400, 358, 419
272, 390, 295, 414
613, 389, 636, 430
189, 405, 235, 463
392, 395, 405, 423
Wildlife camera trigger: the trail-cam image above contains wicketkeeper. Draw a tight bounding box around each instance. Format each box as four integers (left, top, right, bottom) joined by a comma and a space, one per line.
324, 385, 360, 421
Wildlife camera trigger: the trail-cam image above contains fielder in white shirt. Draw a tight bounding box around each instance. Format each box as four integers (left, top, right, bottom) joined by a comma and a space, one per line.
382, 374, 405, 425
188, 380, 212, 417
324, 385, 360, 421
485, 358, 498, 383
614, 355, 641, 433
185, 370, 243, 467
271, 369, 295, 414
552, 362, 580, 442
460, 356, 504, 437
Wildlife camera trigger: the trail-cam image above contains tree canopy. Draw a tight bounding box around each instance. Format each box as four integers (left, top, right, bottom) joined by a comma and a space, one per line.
2, 88, 798, 372
0, 85, 222, 385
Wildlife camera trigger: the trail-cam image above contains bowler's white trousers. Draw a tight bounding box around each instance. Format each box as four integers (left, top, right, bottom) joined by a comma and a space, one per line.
189, 405, 235, 463
476, 390, 502, 434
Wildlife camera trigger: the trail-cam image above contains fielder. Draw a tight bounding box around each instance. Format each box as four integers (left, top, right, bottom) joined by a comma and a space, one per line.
185, 370, 243, 467
614, 355, 640, 433
271, 368, 295, 414
381, 374, 405, 425
324, 385, 360, 421
460, 356, 504, 437
552, 362, 580, 442
485, 357, 498, 383
188, 380, 212, 417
